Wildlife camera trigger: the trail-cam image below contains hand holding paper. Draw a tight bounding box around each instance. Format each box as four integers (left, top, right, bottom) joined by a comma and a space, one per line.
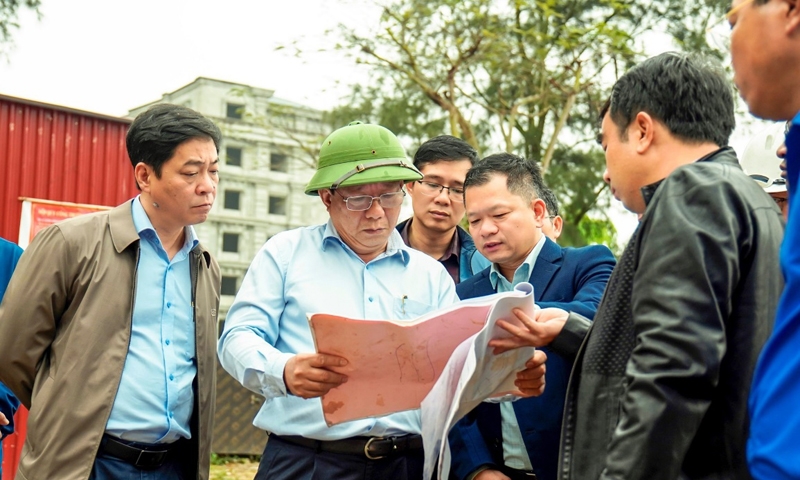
284, 353, 349, 399
513, 350, 547, 398
489, 307, 570, 354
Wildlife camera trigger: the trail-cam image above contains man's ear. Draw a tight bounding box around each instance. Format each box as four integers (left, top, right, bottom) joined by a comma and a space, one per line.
319, 189, 333, 210
405, 181, 416, 195
632, 111, 656, 154
134, 163, 152, 192
552, 215, 563, 240
787, 0, 800, 35
531, 198, 547, 227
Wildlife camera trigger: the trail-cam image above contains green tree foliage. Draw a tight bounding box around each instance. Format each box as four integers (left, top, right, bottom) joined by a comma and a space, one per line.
0, 0, 41, 56
326, 0, 730, 248
658, 0, 729, 56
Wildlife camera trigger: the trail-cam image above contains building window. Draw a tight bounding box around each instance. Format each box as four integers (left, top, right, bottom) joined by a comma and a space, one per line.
226, 103, 244, 120
269, 196, 287, 216
224, 190, 241, 210
221, 275, 238, 296
222, 233, 239, 253
270, 153, 289, 173
226, 146, 242, 166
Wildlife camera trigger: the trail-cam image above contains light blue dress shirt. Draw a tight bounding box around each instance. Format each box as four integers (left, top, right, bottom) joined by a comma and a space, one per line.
489, 234, 546, 471
218, 220, 459, 440
105, 197, 198, 444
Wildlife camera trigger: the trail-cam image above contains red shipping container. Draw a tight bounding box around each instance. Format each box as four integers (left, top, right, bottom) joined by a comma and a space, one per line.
0, 93, 135, 243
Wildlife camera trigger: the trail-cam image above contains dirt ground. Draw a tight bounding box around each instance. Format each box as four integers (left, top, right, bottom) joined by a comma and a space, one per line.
209, 457, 260, 480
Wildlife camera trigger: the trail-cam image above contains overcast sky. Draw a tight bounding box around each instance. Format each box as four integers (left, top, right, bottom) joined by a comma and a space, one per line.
0, 0, 379, 116
0, 1, 778, 244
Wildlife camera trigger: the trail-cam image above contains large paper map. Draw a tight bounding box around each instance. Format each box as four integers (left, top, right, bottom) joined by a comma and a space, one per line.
308, 283, 536, 428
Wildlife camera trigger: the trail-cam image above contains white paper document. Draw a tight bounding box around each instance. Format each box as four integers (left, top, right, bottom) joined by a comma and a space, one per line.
421, 282, 537, 480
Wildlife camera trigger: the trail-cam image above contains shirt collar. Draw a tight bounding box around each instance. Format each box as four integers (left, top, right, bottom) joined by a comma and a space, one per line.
399, 217, 460, 261
490, 234, 547, 291
321, 219, 410, 265
131, 195, 198, 252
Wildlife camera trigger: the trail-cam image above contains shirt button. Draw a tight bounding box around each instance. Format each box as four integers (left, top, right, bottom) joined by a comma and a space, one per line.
368, 297, 374, 302
169, 412, 174, 418
165, 339, 171, 345
169, 374, 174, 381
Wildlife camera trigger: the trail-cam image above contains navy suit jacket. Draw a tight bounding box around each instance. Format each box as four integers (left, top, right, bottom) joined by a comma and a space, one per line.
449, 238, 616, 480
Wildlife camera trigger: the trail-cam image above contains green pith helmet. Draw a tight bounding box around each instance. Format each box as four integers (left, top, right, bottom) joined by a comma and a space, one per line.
305, 121, 423, 195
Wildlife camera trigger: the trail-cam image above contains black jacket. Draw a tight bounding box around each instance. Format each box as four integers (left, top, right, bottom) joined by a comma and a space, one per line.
558, 148, 784, 480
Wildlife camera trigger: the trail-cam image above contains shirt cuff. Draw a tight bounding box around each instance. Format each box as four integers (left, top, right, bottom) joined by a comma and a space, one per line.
262, 351, 295, 397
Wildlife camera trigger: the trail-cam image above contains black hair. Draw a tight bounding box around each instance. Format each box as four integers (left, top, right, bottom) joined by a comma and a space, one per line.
464, 152, 545, 202
541, 187, 560, 216
127, 104, 222, 183
413, 135, 478, 170
601, 52, 735, 147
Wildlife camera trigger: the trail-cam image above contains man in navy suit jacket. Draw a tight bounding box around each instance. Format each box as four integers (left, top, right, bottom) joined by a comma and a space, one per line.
448, 154, 616, 480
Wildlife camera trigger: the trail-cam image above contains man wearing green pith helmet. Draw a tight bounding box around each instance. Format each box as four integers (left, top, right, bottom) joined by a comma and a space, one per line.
218, 122, 547, 479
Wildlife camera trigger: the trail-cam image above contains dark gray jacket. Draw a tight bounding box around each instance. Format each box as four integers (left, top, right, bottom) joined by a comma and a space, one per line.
557, 148, 784, 480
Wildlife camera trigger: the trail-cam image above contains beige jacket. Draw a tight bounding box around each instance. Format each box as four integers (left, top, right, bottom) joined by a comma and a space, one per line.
0, 201, 220, 480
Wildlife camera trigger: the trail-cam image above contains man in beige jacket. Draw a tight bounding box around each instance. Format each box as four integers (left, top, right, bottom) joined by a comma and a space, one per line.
0, 104, 222, 480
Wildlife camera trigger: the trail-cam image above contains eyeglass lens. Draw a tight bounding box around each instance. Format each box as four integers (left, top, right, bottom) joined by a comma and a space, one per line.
418, 181, 464, 203
343, 191, 404, 211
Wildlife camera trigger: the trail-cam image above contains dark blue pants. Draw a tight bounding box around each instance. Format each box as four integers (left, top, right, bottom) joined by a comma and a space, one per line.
257, 435, 424, 480
89, 452, 186, 480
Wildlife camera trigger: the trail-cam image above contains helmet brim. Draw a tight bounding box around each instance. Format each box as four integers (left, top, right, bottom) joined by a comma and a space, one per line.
764, 184, 788, 194
305, 158, 423, 195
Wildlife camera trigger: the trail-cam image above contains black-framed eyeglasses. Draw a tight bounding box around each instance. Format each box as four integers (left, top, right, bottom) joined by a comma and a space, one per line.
749, 174, 787, 189
416, 181, 465, 203
334, 189, 406, 211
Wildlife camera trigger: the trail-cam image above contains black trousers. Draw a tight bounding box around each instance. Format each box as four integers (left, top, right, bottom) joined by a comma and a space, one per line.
256, 434, 425, 480
89, 453, 186, 480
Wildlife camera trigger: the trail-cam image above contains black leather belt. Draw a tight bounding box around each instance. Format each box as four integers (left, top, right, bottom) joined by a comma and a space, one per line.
271, 433, 423, 460
98, 434, 182, 470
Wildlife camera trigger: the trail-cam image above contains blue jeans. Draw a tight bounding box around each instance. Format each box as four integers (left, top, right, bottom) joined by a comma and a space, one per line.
89, 452, 186, 480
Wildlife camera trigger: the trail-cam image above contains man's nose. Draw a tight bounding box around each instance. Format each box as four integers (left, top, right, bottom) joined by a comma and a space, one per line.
364, 198, 385, 218
198, 171, 217, 194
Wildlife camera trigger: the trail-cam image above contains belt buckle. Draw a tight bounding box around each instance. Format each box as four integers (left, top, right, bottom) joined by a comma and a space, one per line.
134, 449, 166, 469
364, 437, 386, 460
